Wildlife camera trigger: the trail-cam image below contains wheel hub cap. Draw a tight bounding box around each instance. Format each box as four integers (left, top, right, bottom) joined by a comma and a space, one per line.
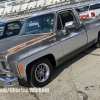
35, 63, 50, 82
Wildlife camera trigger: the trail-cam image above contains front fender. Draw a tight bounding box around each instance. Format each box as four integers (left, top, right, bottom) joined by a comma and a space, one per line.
16, 42, 62, 81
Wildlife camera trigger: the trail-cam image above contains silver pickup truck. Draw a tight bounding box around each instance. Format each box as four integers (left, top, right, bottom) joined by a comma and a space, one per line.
0, 8, 100, 87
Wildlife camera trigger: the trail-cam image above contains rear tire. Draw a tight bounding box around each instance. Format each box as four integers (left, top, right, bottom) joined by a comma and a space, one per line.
30, 58, 53, 87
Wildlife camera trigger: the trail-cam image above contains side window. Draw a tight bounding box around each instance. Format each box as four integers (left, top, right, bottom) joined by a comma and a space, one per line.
76, 8, 85, 13
59, 10, 78, 29
89, 4, 100, 10
6, 23, 21, 35
0, 25, 4, 36
57, 14, 62, 30
83, 6, 89, 11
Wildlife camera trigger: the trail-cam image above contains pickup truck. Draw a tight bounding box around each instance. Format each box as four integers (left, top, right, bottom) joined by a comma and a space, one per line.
0, 20, 22, 40
0, 8, 100, 87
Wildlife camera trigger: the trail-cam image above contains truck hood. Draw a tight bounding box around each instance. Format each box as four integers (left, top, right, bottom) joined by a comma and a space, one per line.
0, 34, 50, 55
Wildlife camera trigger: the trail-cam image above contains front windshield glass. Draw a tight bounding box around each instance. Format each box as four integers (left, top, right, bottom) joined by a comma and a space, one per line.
19, 13, 55, 35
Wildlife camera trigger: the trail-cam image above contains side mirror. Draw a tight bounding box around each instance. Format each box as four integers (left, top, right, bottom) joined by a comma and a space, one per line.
65, 21, 74, 28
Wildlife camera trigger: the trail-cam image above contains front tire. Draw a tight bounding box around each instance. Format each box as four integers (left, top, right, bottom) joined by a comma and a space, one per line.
30, 58, 53, 87
94, 34, 100, 48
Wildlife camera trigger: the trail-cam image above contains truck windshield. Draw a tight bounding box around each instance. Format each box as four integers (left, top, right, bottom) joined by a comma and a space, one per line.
0, 25, 4, 36
19, 13, 55, 35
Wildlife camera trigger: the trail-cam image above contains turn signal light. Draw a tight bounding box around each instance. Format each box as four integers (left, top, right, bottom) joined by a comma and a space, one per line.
19, 64, 23, 74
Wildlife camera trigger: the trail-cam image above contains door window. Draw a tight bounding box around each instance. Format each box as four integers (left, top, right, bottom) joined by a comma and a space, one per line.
0, 25, 4, 36
6, 22, 20, 35
89, 3, 100, 10
58, 10, 78, 29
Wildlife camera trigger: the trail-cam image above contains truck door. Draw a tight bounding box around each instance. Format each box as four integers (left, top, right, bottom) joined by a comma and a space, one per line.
57, 10, 87, 62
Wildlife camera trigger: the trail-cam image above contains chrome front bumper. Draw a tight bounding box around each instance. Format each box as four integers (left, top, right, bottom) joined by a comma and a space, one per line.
0, 77, 19, 87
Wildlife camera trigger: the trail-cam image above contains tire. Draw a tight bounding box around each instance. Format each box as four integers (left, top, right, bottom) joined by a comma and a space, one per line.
30, 58, 53, 87
94, 34, 100, 48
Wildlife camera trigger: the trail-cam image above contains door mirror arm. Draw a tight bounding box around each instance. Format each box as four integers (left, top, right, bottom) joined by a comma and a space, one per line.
61, 29, 68, 36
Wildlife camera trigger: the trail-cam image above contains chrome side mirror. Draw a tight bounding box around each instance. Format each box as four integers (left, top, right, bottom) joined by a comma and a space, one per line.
65, 21, 74, 28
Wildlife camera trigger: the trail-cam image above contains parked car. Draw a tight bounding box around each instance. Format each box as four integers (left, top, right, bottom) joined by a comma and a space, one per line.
79, 3, 100, 18
75, 7, 85, 13
0, 7, 100, 87
0, 20, 22, 40
0, 14, 32, 40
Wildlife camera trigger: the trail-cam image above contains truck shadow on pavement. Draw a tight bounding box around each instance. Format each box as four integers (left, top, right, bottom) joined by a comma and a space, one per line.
52, 46, 97, 82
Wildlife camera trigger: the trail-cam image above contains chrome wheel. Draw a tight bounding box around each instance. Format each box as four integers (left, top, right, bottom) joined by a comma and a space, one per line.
35, 63, 50, 82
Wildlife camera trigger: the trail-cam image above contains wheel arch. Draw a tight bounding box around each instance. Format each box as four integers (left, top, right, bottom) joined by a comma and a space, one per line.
26, 54, 57, 81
